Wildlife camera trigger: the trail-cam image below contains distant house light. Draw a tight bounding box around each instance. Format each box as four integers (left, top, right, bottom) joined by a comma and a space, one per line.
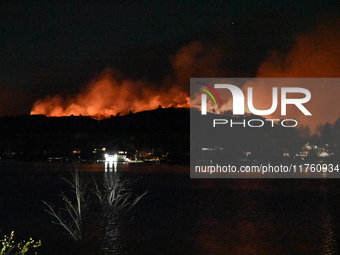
201, 147, 223, 151
319, 152, 329, 157
244, 151, 251, 156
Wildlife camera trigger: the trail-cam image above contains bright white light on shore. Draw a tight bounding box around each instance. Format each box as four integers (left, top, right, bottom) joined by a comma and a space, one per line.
105, 154, 118, 172
105, 154, 117, 161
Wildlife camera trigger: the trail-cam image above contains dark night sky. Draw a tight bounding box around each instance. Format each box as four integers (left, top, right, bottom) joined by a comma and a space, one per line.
0, 0, 339, 115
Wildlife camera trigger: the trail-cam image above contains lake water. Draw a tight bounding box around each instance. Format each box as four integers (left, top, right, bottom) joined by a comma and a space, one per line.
0, 161, 339, 254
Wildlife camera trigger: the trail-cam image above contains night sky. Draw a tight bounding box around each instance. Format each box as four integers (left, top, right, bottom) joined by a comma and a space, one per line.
0, 0, 339, 116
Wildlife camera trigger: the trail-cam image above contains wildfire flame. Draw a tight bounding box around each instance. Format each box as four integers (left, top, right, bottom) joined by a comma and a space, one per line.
30, 69, 190, 118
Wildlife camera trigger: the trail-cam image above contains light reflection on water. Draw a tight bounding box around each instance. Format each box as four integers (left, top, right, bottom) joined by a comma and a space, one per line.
27, 160, 189, 174
102, 217, 127, 255
101, 169, 132, 255
321, 191, 337, 255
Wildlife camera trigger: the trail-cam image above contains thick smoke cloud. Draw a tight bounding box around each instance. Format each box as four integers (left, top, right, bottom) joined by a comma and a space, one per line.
193, 21, 340, 133
169, 41, 225, 88
253, 22, 340, 132
257, 23, 340, 78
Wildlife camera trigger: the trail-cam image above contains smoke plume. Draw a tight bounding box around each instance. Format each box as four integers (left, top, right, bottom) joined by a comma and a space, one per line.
257, 23, 340, 78
254, 22, 340, 132
197, 22, 340, 133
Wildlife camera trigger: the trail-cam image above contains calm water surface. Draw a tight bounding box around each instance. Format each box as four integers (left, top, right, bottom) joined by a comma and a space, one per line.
0, 161, 339, 255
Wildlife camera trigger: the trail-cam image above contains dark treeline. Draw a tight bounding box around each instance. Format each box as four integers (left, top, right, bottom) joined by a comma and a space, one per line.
0, 108, 189, 162
0, 108, 338, 164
